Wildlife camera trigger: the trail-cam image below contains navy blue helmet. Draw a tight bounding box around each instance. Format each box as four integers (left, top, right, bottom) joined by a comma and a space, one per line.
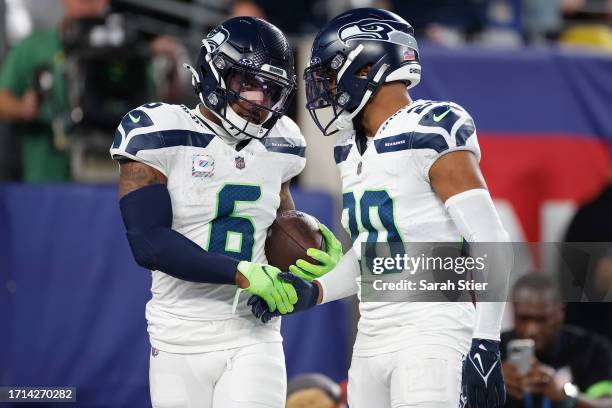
186, 17, 296, 140
304, 8, 421, 136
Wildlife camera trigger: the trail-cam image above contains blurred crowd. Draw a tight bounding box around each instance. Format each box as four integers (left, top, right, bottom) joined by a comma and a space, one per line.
0, 0, 612, 182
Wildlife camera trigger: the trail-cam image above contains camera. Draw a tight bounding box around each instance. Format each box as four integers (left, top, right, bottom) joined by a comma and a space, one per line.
62, 14, 151, 133
33, 14, 154, 181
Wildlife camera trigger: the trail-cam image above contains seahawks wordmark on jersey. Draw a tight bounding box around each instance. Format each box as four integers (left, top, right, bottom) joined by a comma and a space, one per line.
110, 103, 306, 353
335, 100, 478, 357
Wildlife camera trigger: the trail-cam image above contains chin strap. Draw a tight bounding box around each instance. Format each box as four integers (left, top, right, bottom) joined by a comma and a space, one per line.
222, 103, 266, 140
193, 105, 238, 145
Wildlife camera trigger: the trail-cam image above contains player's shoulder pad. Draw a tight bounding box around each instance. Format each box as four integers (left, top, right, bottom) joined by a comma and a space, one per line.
260, 116, 306, 157
375, 100, 476, 155
111, 103, 215, 159
414, 101, 476, 147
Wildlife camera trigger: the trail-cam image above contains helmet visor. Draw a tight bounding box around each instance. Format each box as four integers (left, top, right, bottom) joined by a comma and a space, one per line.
303, 64, 345, 136
304, 66, 336, 110
225, 66, 293, 125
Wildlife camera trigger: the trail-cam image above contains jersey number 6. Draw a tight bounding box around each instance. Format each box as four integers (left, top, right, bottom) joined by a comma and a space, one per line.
207, 184, 261, 261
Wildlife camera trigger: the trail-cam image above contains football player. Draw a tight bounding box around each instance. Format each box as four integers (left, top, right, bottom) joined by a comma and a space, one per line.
250, 8, 511, 408
111, 17, 337, 408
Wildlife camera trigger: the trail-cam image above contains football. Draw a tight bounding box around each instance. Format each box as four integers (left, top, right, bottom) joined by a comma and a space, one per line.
265, 210, 326, 271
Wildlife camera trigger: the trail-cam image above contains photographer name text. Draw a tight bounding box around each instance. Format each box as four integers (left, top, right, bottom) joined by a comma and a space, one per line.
372, 279, 488, 292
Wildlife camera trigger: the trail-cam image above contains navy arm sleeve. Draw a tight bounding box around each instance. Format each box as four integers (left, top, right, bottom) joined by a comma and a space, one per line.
119, 184, 239, 284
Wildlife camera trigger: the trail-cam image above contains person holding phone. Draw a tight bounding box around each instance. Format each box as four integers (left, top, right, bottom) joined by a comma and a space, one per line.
501, 273, 612, 408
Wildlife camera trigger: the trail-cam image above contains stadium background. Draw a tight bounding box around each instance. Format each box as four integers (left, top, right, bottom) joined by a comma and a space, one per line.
0, 0, 611, 406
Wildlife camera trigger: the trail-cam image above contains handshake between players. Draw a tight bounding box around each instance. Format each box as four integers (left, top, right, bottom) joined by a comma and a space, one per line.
245, 221, 341, 322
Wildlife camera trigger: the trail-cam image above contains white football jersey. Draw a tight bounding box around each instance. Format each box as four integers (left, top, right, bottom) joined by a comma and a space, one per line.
110, 103, 306, 353
335, 100, 479, 357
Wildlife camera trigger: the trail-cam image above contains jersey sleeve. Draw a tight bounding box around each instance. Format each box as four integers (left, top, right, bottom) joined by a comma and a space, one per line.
412, 102, 481, 182
109, 103, 173, 176
265, 116, 307, 183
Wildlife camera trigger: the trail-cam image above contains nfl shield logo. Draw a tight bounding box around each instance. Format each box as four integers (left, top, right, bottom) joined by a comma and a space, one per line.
235, 156, 245, 170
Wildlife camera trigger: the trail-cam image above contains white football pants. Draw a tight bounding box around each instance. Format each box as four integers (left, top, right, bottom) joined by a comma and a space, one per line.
149, 342, 286, 408
348, 344, 466, 408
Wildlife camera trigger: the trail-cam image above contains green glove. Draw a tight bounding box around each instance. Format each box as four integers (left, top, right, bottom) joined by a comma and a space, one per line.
238, 261, 298, 314
289, 223, 342, 282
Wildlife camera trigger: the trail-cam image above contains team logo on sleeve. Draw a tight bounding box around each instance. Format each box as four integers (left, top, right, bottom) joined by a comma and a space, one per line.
192, 154, 215, 178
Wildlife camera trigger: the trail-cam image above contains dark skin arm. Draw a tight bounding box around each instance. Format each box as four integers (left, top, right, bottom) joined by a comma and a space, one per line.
429, 150, 487, 202
506, 359, 612, 408
278, 180, 295, 213
0, 89, 38, 122
528, 360, 612, 408
118, 160, 251, 288
118, 160, 167, 198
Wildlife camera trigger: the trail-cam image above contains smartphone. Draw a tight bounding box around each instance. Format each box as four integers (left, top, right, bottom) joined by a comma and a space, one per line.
507, 339, 534, 375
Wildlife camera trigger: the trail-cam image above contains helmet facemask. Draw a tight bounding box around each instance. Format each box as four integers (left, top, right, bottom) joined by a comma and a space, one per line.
220, 64, 294, 140
304, 10, 422, 137
304, 47, 390, 136
304, 63, 346, 136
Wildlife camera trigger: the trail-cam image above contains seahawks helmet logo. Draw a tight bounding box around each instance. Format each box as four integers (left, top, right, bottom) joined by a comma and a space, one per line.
338, 18, 418, 49
206, 26, 229, 52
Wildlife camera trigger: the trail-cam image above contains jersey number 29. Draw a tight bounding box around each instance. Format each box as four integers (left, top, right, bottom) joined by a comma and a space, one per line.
343, 190, 403, 243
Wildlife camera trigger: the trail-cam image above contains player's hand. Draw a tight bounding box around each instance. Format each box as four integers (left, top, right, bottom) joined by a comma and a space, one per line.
462, 339, 506, 408
248, 272, 319, 323
289, 223, 341, 282
237, 261, 297, 314
524, 360, 564, 401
